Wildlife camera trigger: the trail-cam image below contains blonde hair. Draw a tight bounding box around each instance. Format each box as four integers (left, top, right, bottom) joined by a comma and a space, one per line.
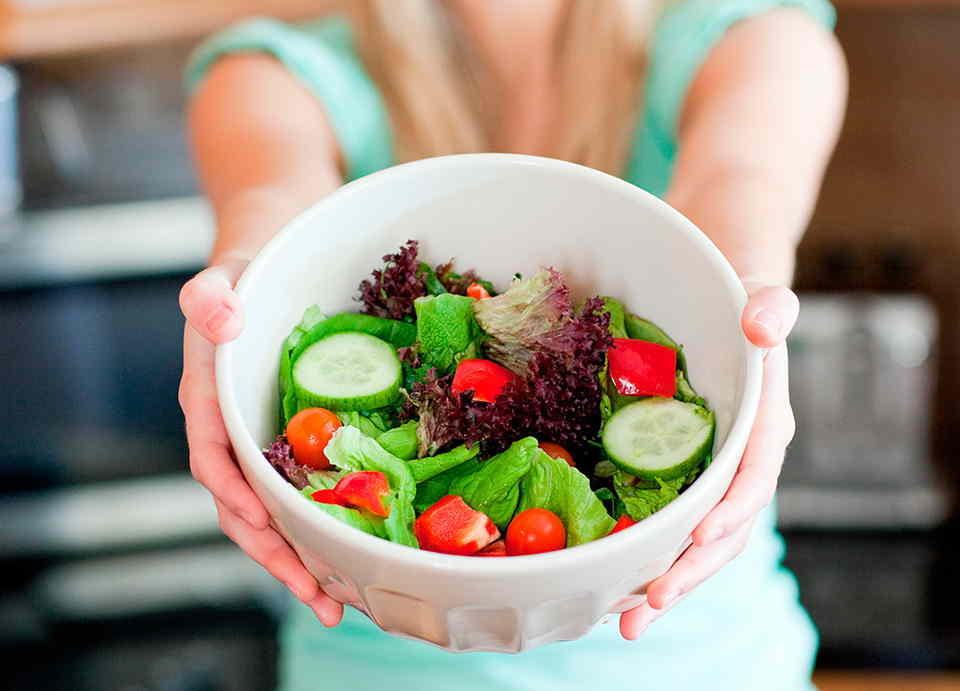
349, 1, 662, 176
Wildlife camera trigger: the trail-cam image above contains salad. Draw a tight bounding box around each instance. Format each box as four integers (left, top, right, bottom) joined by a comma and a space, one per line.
263, 240, 715, 557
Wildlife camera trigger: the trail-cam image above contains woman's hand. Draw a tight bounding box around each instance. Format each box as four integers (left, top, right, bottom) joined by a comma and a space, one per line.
619, 284, 799, 640
178, 259, 344, 627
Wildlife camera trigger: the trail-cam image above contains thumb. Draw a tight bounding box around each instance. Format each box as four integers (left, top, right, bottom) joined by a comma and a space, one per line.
179, 259, 248, 344
740, 283, 799, 349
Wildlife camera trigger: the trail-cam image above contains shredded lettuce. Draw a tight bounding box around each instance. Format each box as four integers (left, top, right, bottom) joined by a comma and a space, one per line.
518, 449, 615, 545
323, 426, 418, 547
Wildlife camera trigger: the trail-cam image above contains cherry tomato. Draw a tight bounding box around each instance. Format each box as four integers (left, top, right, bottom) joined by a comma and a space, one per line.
466, 283, 491, 300
506, 508, 566, 556
538, 441, 575, 467
286, 407, 342, 469
609, 514, 636, 534
451, 359, 515, 403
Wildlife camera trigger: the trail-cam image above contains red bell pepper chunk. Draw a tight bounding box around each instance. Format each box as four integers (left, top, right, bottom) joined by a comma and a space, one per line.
466, 283, 491, 300
414, 495, 500, 555
451, 358, 515, 403
311, 488, 349, 506
473, 539, 508, 557
608, 338, 677, 398
333, 471, 391, 518
609, 514, 637, 534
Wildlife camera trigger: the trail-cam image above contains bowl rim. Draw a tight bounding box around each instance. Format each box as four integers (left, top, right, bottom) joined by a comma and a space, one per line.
216, 153, 764, 574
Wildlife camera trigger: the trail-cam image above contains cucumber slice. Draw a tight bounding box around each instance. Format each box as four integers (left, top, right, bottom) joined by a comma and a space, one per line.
602, 398, 715, 481
292, 332, 401, 412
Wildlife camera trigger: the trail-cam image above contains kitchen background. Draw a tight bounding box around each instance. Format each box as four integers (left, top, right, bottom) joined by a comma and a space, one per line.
1, 1, 959, 690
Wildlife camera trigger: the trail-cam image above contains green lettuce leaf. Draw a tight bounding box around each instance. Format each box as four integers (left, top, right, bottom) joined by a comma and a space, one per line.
407, 443, 479, 483
413, 458, 481, 514
337, 411, 393, 439
674, 370, 706, 407
279, 306, 326, 427
323, 426, 418, 547
417, 262, 448, 296
299, 484, 387, 538
518, 449, 615, 545
279, 310, 416, 426
375, 420, 419, 460
414, 294, 481, 375
448, 437, 539, 528
600, 297, 628, 339
613, 471, 689, 522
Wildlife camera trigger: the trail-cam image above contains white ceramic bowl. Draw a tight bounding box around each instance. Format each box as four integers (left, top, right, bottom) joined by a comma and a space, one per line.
216, 154, 763, 654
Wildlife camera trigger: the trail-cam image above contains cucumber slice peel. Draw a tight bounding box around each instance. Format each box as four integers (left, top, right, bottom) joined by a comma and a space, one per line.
602, 398, 715, 481
292, 332, 401, 412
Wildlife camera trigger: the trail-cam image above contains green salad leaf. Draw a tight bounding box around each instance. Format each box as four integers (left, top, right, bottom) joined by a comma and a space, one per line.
407, 443, 479, 483
279, 310, 416, 426
413, 458, 481, 514
674, 370, 706, 407
613, 471, 690, 522
518, 449, 615, 545
417, 262, 448, 296
323, 426, 419, 547
600, 297, 628, 339
449, 437, 539, 529
414, 294, 481, 375
375, 420, 419, 460
337, 411, 394, 439
279, 306, 327, 427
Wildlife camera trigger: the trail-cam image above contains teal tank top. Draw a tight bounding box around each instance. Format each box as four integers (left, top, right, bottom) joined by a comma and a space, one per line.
186, 2, 836, 688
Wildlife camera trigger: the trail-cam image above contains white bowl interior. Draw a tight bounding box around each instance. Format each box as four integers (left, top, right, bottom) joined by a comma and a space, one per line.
231, 156, 746, 458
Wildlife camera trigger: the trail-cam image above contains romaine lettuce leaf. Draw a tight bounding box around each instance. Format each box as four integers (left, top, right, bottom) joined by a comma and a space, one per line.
323, 426, 418, 547
413, 458, 481, 514
375, 420, 419, 460
337, 411, 393, 439
518, 449, 615, 545
406, 443, 479, 483
448, 437, 539, 528
413, 294, 481, 375
600, 297, 628, 339
613, 471, 686, 522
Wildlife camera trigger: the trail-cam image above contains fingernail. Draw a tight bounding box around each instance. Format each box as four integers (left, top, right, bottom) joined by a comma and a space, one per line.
754, 310, 781, 339
205, 304, 234, 335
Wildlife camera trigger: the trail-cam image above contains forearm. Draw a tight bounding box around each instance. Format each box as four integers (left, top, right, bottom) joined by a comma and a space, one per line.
665, 9, 847, 289
189, 54, 344, 266
208, 174, 341, 265
667, 167, 806, 288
